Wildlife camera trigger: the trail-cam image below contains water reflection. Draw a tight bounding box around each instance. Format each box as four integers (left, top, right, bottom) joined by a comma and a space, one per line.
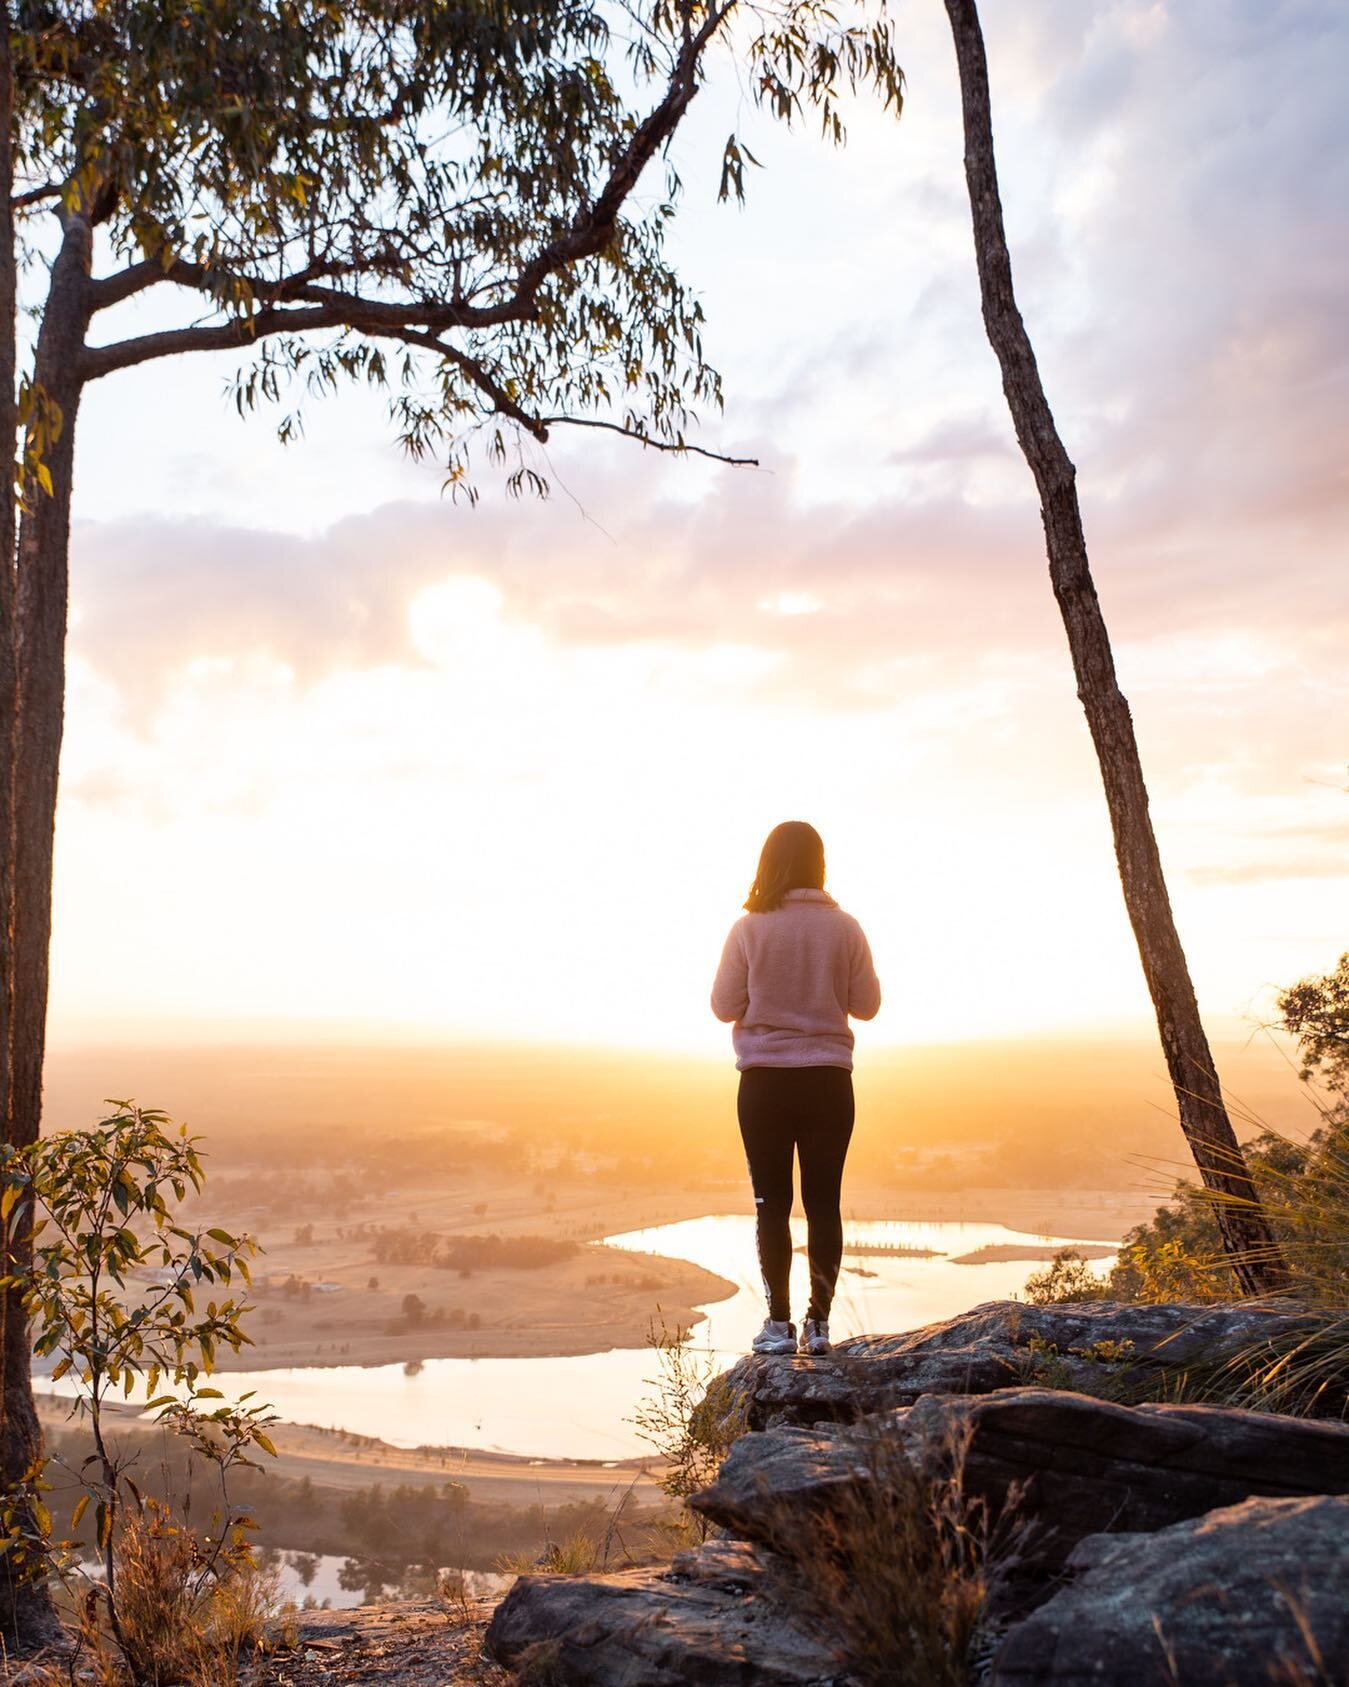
265, 1549, 507, 1610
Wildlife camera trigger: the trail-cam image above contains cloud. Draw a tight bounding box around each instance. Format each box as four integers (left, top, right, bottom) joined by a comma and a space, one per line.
1187, 855, 1349, 888
63, 0, 1348, 778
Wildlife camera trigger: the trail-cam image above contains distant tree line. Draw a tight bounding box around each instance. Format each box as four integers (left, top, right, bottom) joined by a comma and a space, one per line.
41, 1422, 661, 1581
347, 1225, 579, 1272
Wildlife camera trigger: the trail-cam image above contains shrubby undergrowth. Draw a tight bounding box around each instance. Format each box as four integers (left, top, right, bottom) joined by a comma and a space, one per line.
0, 1105, 284, 1679
1025, 954, 1349, 1416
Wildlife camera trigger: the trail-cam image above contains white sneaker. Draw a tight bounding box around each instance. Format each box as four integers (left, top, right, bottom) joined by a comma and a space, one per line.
799, 1318, 832, 1356
751, 1318, 797, 1356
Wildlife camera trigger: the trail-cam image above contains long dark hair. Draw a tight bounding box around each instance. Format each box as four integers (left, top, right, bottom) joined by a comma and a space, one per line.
744, 821, 826, 913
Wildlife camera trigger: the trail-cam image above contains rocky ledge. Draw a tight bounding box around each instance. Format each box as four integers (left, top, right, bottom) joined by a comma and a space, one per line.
486, 1299, 1349, 1684
704, 1298, 1324, 1433
693, 1384, 1349, 1573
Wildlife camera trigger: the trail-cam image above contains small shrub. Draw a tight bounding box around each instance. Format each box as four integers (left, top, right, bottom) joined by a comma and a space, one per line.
630, 1316, 750, 1542
1023, 1249, 1113, 1305
1011, 1334, 1141, 1403
434, 1568, 476, 1627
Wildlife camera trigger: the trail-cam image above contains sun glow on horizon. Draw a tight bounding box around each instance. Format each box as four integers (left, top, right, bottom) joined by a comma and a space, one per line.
52, 547, 1343, 1056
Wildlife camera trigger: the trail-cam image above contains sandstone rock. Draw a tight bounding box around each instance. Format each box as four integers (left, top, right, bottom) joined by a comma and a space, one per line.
688, 1421, 871, 1545
991, 1494, 1349, 1684
708, 1301, 1320, 1432
484, 1543, 842, 1685
692, 1387, 1349, 1572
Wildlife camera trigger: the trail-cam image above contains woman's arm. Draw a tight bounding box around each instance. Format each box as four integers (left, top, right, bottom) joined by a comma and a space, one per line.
710, 923, 750, 1022
848, 924, 882, 1021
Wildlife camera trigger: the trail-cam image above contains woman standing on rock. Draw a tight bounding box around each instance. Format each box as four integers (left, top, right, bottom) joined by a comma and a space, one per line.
711, 821, 881, 1358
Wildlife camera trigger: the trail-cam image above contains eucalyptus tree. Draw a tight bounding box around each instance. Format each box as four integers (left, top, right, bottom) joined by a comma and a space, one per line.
0, 0, 902, 1646
940, 0, 1285, 1292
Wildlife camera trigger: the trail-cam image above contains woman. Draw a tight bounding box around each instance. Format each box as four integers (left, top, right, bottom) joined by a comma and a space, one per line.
711, 821, 881, 1357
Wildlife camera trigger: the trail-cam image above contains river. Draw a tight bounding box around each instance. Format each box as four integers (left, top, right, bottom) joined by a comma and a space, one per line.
68, 1215, 1106, 1461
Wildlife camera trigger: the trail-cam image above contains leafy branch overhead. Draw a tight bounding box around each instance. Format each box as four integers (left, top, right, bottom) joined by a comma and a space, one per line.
14, 0, 902, 494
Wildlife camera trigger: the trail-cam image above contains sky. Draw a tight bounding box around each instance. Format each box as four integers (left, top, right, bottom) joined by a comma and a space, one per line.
47, 0, 1348, 1057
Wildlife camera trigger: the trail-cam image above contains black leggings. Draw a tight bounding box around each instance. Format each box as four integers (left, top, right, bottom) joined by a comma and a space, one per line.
737, 1066, 855, 1324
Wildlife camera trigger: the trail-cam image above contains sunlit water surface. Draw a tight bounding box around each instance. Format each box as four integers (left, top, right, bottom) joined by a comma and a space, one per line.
43, 1217, 1113, 1460
268, 1552, 508, 1611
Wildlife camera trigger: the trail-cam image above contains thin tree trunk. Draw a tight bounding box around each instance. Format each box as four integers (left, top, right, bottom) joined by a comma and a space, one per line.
0, 0, 17, 1118
941, 0, 1286, 1295
13, 218, 89, 1152
0, 64, 43, 1673
0, 206, 92, 1649
0, 8, 60, 1649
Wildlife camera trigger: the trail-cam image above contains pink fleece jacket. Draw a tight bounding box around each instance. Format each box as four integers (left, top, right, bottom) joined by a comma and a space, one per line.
710, 889, 881, 1070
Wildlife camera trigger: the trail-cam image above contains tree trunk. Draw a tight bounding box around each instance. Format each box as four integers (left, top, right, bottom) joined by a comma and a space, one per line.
0, 0, 16, 1119
941, 0, 1286, 1296
0, 207, 92, 1649
13, 223, 90, 1151
0, 1, 51, 1649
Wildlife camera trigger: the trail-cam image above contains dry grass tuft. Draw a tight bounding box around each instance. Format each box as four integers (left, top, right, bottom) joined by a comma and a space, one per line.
435, 1568, 479, 1628
765, 1416, 1026, 1687
109, 1504, 210, 1685
68, 1500, 289, 1686
506, 1636, 565, 1686
496, 1529, 605, 1579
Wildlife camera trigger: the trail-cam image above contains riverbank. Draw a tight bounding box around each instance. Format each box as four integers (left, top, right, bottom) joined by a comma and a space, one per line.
208, 1239, 736, 1373
35, 1395, 665, 1510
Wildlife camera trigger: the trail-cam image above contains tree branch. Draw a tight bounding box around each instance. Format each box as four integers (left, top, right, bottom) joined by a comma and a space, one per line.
542, 414, 758, 466
87, 252, 360, 314
11, 182, 62, 210
504, 0, 734, 316
80, 302, 346, 379
85, 0, 735, 340
88, 254, 517, 330
360, 324, 548, 439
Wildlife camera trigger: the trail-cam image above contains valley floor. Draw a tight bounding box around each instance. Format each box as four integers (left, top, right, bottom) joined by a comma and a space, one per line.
170, 1170, 1152, 1374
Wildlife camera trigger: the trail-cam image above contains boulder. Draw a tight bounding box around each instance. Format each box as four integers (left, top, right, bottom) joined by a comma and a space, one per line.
708, 1301, 1320, 1432
991, 1494, 1349, 1684
483, 1539, 841, 1685
692, 1387, 1349, 1571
